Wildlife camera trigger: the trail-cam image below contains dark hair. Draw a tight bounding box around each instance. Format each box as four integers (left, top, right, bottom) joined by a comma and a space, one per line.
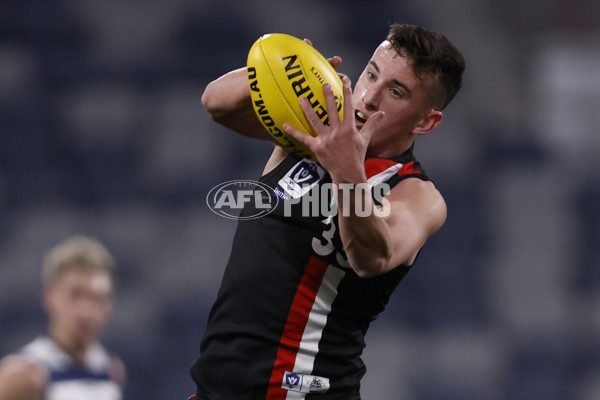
386, 23, 465, 110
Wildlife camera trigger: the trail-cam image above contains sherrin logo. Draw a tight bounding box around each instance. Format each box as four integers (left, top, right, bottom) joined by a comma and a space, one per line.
206, 180, 278, 220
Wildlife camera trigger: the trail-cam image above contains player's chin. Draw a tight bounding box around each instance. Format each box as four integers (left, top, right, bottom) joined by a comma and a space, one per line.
74, 325, 99, 342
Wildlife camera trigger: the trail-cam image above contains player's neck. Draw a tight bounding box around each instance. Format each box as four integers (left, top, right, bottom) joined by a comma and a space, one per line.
367, 138, 414, 159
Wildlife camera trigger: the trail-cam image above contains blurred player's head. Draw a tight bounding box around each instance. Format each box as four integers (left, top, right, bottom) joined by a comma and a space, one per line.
42, 236, 116, 347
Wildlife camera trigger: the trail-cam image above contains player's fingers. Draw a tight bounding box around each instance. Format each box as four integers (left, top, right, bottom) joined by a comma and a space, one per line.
360, 111, 385, 141
283, 122, 315, 146
339, 75, 355, 124
298, 96, 329, 137
322, 83, 340, 126
327, 56, 342, 69
303, 38, 341, 69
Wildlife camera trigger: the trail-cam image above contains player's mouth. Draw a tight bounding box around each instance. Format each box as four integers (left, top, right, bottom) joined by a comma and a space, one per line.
355, 110, 369, 129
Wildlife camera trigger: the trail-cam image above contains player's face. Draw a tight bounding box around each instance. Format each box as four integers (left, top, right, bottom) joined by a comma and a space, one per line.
45, 270, 114, 346
352, 42, 439, 156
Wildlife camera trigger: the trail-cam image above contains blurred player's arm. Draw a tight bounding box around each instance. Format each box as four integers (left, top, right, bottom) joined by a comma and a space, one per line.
109, 354, 127, 390
0, 356, 46, 400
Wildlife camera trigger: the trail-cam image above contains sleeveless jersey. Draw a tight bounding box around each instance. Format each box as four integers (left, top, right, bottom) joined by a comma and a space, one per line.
192, 147, 429, 399
20, 336, 122, 400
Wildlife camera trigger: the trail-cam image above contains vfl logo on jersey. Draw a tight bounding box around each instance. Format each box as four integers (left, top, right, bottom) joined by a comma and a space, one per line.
285, 373, 300, 389
274, 159, 325, 200
206, 180, 279, 220
282, 371, 330, 393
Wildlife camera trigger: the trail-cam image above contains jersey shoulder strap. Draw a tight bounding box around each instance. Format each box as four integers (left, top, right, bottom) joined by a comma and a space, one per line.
364, 145, 429, 192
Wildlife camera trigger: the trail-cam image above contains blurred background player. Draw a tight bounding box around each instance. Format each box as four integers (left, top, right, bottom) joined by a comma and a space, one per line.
0, 235, 125, 400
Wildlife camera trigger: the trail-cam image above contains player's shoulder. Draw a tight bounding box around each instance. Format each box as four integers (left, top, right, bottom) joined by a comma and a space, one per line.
388, 177, 447, 229
392, 176, 445, 203
0, 354, 47, 397
108, 353, 127, 389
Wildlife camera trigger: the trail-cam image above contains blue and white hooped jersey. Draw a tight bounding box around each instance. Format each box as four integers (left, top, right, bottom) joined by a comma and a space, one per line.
20, 336, 122, 400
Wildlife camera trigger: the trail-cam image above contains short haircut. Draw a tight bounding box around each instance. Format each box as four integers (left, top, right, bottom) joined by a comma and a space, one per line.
386, 23, 466, 110
42, 235, 115, 288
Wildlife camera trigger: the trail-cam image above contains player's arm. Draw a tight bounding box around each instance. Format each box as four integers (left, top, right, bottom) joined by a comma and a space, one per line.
201, 67, 275, 141
0, 356, 47, 400
201, 48, 342, 141
109, 354, 127, 390
335, 178, 446, 277
283, 75, 445, 277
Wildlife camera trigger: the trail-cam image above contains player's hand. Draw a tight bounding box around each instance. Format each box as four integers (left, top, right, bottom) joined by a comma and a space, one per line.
283, 74, 384, 183
303, 38, 342, 69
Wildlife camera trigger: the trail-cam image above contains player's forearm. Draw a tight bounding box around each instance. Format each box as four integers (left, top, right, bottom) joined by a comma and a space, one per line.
201, 67, 251, 120
202, 68, 274, 141
335, 184, 392, 278
0, 363, 45, 400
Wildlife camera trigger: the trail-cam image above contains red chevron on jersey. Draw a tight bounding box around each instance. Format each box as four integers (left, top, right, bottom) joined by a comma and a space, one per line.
397, 161, 420, 176
364, 158, 421, 179
364, 158, 421, 187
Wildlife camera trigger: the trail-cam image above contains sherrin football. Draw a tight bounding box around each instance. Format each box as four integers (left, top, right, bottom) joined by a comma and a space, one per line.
247, 33, 344, 161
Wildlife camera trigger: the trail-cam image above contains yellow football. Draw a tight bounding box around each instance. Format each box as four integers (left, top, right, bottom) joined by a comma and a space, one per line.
247, 33, 344, 161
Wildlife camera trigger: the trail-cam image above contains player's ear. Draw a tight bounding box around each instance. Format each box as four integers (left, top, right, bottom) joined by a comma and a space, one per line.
413, 110, 442, 135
